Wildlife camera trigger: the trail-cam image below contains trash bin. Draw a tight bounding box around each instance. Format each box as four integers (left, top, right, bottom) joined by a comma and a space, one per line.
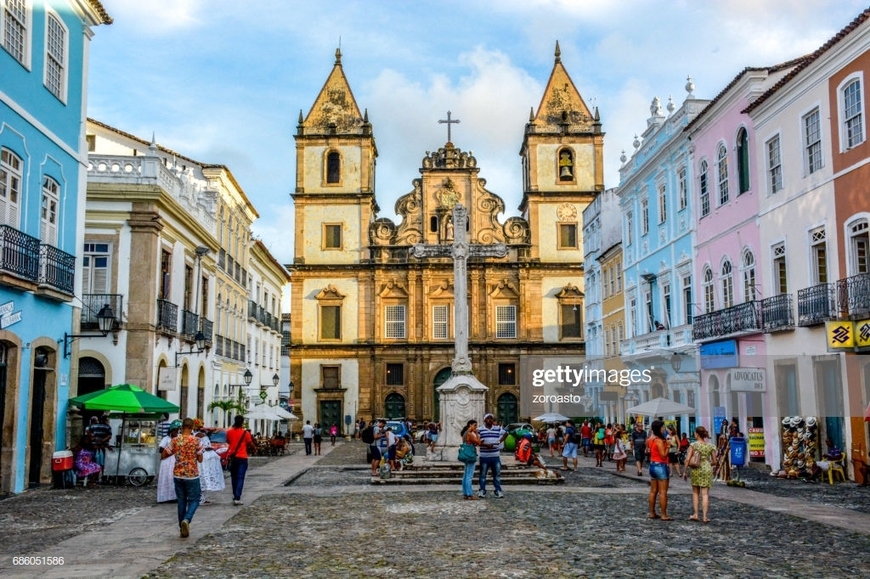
730, 437, 747, 467
52, 450, 74, 489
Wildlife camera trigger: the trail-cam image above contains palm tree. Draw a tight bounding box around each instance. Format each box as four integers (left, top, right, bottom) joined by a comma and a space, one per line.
208, 399, 245, 426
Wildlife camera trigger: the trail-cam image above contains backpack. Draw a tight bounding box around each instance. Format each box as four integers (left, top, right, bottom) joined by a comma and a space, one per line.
361, 426, 375, 444
515, 438, 532, 464
571, 428, 582, 445
604, 428, 615, 445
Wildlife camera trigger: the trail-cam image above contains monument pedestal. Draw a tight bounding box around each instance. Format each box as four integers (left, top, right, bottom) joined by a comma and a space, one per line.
425, 372, 487, 463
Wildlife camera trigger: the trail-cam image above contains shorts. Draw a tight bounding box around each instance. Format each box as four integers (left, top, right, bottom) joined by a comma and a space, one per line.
547, 437, 555, 445
562, 442, 578, 459
387, 445, 397, 461
649, 462, 669, 480
428, 434, 438, 444
668, 452, 679, 465
633, 446, 646, 463
581, 438, 591, 448
370, 446, 382, 462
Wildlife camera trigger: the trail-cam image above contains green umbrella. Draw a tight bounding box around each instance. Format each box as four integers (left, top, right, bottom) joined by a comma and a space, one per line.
69, 383, 179, 414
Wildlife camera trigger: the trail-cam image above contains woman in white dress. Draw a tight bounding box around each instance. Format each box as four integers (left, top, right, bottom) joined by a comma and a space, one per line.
156, 420, 181, 503
196, 423, 225, 504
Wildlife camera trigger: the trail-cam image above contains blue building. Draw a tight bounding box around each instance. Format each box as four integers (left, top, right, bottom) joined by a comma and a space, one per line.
0, 0, 110, 493
617, 85, 708, 433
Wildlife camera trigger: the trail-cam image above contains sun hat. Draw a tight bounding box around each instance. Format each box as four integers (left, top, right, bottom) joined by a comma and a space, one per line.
169, 419, 182, 430
484, 413, 494, 420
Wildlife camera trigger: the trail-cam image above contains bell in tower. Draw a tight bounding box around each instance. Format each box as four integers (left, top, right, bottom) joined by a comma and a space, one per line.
559, 149, 574, 181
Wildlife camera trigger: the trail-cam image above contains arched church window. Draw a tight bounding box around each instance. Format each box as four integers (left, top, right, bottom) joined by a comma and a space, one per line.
326, 151, 341, 184
430, 215, 438, 233
558, 148, 574, 182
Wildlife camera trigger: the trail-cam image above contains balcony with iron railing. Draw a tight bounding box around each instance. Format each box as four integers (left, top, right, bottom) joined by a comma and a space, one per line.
248, 300, 258, 321
693, 296, 795, 341
181, 309, 199, 340
797, 283, 836, 326
200, 318, 213, 346
0, 225, 40, 288
761, 294, 794, 332
836, 272, 870, 319
156, 299, 179, 333
38, 244, 75, 297
82, 293, 124, 332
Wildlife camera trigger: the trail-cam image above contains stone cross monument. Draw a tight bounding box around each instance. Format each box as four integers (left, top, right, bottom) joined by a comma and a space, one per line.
411, 203, 507, 460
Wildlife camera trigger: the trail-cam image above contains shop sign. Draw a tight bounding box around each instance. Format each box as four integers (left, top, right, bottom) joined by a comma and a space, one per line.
826, 321, 854, 349
748, 427, 765, 458
700, 340, 738, 369
728, 368, 766, 392
713, 406, 727, 438
157, 366, 177, 391
0, 310, 22, 329
856, 319, 870, 348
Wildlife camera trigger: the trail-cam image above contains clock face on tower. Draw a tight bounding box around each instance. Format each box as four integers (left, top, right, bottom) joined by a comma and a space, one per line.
557, 203, 577, 221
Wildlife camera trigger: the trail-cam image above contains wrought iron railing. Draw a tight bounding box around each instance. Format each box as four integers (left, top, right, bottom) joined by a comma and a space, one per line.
200, 318, 213, 345
218, 249, 225, 270
156, 299, 178, 333
836, 272, 870, 318
0, 225, 40, 282
38, 244, 75, 294
82, 293, 123, 331
797, 283, 836, 326
692, 301, 762, 341
761, 294, 794, 332
181, 309, 199, 339
248, 300, 258, 321
215, 335, 224, 357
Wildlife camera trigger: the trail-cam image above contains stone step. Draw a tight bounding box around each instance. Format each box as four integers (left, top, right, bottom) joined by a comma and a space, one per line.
377, 476, 564, 485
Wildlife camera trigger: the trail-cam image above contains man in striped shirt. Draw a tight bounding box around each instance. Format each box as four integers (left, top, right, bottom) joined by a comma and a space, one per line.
477, 413, 507, 498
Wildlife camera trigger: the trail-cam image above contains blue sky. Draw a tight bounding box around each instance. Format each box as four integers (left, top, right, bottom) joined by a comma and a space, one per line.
87, 0, 869, 265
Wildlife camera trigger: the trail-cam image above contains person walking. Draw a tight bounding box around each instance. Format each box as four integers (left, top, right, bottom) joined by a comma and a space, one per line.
330, 423, 338, 446
157, 420, 181, 503
667, 424, 680, 477
226, 415, 255, 506
677, 432, 690, 477
647, 420, 672, 520
369, 419, 385, 481
302, 420, 314, 456
560, 420, 579, 472
460, 419, 480, 499
546, 425, 557, 457
195, 420, 225, 504
630, 421, 648, 476
161, 417, 203, 538
683, 425, 717, 523
313, 423, 323, 456
477, 413, 507, 498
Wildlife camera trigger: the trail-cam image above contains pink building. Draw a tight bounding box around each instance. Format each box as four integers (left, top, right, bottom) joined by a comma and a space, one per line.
688, 61, 804, 466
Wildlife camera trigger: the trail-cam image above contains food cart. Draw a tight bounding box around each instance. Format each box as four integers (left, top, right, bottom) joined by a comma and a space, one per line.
101, 413, 161, 486
68, 383, 180, 488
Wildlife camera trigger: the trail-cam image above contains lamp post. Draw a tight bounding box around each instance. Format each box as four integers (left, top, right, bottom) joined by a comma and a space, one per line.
62, 303, 116, 358
174, 331, 208, 366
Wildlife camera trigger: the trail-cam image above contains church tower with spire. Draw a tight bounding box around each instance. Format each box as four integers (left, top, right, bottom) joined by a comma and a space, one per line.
520, 41, 604, 262
292, 48, 378, 267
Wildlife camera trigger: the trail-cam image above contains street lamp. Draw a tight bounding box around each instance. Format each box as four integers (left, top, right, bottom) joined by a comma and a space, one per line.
174, 331, 209, 366
272, 373, 280, 387
62, 303, 116, 358
670, 352, 685, 373
244, 369, 253, 386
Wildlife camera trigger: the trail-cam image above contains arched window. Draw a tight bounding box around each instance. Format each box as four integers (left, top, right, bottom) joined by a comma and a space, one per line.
742, 250, 756, 302
737, 128, 750, 194
557, 148, 574, 182
703, 267, 715, 313
326, 151, 340, 184
699, 160, 710, 217
717, 145, 729, 205
721, 260, 734, 308
848, 217, 869, 275
0, 148, 22, 227
41, 176, 60, 246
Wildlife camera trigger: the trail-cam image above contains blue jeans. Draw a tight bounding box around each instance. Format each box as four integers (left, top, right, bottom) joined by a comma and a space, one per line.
174, 477, 201, 525
230, 457, 249, 501
462, 461, 476, 496
304, 437, 313, 455
478, 456, 502, 493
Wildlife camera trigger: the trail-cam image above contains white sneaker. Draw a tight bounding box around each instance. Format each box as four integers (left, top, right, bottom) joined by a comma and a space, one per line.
233, 499, 243, 506
477, 490, 486, 498
495, 491, 505, 498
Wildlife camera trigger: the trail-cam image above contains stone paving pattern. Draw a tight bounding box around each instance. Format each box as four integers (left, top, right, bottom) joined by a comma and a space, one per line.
0, 441, 867, 578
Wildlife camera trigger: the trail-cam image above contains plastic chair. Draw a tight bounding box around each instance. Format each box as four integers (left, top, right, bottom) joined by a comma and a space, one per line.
828, 453, 846, 485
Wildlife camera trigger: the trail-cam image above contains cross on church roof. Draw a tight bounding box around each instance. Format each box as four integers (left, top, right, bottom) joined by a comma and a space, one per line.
438, 110, 460, 144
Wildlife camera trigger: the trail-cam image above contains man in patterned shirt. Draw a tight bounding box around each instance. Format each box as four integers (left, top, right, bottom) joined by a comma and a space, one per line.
162, 417, 203, 538
477, 413, 507, 498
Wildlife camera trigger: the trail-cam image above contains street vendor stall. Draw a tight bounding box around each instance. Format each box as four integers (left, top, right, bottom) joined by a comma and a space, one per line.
68, 384, 179, 487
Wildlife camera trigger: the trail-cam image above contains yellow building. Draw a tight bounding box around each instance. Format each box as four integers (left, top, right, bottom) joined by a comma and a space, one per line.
600, 243, 628, 419
288, 45, 603, 429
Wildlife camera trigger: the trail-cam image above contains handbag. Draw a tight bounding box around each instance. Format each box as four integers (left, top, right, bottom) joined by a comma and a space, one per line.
227, 428, 249, 470
458, 442, 478, 464
687, 444, 702, 469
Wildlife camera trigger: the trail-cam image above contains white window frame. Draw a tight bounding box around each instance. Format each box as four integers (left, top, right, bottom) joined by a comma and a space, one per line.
384, 304, 406, 339
82, 242, 111, 294
803, 108, 823, 174
772, 242, 788, 294
720, 259, 734, 309
717, 144, 729, 205
766, 134, 783, 194
699, 159, 710, 217
838, 73, 865, 151
677, 167, 687, 211
640, 197, 649, 236
703, 267, 715, 313
1, 0, 32, 68
847, 217, 869, 276
809, 226, 827, 285
681, 274, 692, 325
495, 305, 517, 339
43, 8, 67, 102
432, 304, 450, 340
0, 147, 22, 228
625, 211, 633, 246
41, 175, 59, 246
741, 250, 756, 302
657, 182, 667, 224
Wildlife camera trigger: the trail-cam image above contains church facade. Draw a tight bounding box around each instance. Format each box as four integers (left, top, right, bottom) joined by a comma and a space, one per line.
287, 45, 603, 431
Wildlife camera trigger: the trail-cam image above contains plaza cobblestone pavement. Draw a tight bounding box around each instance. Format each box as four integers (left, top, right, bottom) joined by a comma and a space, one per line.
0, 440, 867, 578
